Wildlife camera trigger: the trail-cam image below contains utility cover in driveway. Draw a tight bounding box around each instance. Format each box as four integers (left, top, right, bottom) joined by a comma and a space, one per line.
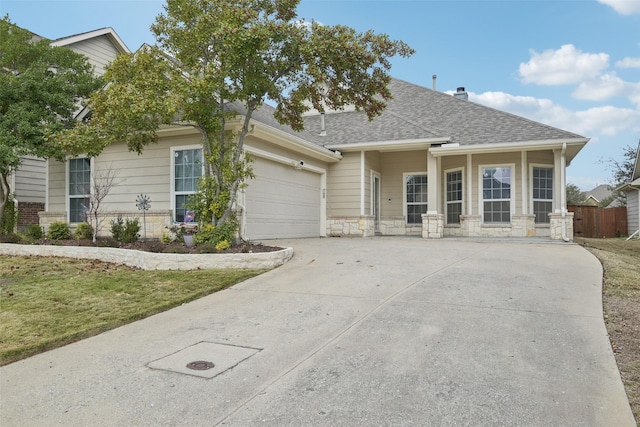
148, 341, 261, 379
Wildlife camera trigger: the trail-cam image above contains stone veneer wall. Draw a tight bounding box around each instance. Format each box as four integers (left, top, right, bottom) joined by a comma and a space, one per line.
378, 216, 422, 236
442, 214, 536, 238
327, 216, 375, 237
549, 212, 574, 241
421, 213, 444, 239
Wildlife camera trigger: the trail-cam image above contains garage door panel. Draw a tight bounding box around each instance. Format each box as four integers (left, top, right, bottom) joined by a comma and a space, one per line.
244, 158, 321, 240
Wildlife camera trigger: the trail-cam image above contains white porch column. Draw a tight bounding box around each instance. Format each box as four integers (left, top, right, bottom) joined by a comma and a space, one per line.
360, 150, 365, 215
521, 151, 528, 214
427, 148, 438, 214
466, 153, 472, 215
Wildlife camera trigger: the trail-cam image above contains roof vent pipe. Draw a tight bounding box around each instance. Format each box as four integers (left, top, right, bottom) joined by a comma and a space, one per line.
453, 86, 468, 101
432, 74, 437, 91
319, 112, 326, 136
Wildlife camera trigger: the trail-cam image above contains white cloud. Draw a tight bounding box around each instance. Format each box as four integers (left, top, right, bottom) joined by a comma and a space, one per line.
469, 91, 640, 137
519, 44, 609, 85
597, 0, 640, 15
572, 72, 627, 101
616, 57, 640, 68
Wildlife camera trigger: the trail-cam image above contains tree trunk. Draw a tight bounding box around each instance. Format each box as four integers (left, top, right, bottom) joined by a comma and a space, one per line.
0, 172, 10, 232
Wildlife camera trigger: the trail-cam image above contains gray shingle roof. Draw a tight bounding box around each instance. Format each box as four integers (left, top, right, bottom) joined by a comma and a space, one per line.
247, 78, 585, 149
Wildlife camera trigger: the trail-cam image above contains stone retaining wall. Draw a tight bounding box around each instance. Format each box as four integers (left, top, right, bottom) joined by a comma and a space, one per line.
0, 244, 293, 270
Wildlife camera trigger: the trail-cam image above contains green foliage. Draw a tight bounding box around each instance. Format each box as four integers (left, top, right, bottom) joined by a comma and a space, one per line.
0, 16, 103, 227
74, 222, 94, 240
193, 216, 238, 247
25, 224, 44, 240
110, 216, 140, 244
56, 0, 412, 238
48, 221, 71, 240
0, 196, 16, 234
566, 183, 586, 205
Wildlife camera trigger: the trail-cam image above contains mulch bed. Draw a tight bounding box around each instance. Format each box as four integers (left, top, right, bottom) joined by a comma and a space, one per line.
22, 238, 282, 254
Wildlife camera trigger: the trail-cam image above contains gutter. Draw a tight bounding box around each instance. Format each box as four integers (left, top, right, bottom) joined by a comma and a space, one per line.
325, 137, 451, 152
429, 137, 589, 157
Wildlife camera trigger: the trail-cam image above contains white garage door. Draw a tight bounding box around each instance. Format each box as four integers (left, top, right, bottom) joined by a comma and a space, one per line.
243, 157, 322, 240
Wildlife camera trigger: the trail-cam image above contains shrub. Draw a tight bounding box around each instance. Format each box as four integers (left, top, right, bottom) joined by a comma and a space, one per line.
48, 221, 71, 240
215, 240, 231, 251
0, 197, 17, 234
111, 216, 140, 244
25, 224, 44, 240
74, 222, 93, 240
193, 217, 238, 247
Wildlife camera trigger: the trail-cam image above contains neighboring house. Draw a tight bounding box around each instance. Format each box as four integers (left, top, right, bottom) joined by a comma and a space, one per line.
583, 184, 614, 206
616, 142, 640, 236
41, 74, 590, 240
11, 27, 129, 228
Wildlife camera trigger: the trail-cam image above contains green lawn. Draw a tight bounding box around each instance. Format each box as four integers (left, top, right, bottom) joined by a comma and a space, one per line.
0, 255, 265, 365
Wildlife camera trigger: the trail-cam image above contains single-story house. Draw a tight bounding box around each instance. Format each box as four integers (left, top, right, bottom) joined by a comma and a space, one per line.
616, 142, 640, 237
12, 27, 129, 228
40, 73, 589, 240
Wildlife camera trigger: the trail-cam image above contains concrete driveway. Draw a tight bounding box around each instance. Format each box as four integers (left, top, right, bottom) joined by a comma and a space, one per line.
0, 237, 635, 426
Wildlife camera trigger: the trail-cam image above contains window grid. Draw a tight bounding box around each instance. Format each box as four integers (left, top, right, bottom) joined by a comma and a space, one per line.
406, 174, 427, 224
69, 158, 90, 223
174, 148, 202, 222
533, 167, 553, 224
482, 167, 511, 224
446, 170, 463, 224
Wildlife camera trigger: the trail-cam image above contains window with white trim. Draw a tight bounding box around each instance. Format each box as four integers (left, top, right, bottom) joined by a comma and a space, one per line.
482, 166, 512, 223
68, 158, 90, 223
405, 174, 428, 224
532, 166, 553, 224
174, 148, 202, 222
446, 169, 463, 224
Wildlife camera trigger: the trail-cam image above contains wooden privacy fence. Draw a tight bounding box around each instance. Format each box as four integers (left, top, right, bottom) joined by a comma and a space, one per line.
568, 205, 628, 238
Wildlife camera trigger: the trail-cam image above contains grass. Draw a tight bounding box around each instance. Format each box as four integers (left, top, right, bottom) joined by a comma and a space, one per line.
576, 237, 640, 422
0, 255, 265, 366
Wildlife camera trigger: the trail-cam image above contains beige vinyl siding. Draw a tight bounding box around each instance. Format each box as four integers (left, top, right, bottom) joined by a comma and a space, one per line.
327, 152, 361, 216
379, 151, 427, 218
526, 150, 554, 165
627, 190, 639, 235
244, 137, 327, 171
64, 36, 120, 76
14, 157, 46, 203
93, 136, 202, 213
48, 160, 67, 212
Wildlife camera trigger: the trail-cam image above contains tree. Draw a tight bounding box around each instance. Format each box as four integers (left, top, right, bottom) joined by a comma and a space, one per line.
55, 0, 414, 242
566, 183, 586, 205
602, 143, 638, 206
87, 165, 118, 243
0, 16, 103, 228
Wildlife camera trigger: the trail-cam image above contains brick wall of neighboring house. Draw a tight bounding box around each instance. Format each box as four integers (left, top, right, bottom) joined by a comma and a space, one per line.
17, 202, 45, 227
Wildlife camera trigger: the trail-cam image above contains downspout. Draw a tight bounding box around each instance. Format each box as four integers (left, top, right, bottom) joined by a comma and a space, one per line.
560, 143, 570, 242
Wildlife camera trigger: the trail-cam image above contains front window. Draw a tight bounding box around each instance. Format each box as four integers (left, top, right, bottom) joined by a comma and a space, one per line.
533, 167, 553, 224
446, 170, 463, 224
406, 174, 428, 224
482, 166, 512, 223
69, 158, 90, 223
174, 148, 202, 222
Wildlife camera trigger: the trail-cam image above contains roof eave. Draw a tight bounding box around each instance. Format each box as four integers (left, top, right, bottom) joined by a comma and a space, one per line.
325, 137, 451, 152
51, 27, 130, 54
429, 138, 589, 159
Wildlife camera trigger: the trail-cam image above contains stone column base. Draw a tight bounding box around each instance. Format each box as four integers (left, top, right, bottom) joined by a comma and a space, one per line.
549, 212, 574, 241
327, 216, 375, 237
422, 213, 444, 239
512, 214, 536, 237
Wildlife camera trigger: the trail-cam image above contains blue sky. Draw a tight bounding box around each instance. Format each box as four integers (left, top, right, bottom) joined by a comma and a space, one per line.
3, 0, 639, 190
